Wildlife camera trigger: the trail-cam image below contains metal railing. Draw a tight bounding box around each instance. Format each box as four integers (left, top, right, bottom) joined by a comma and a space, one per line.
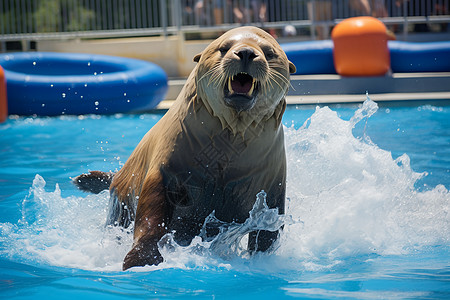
1, 0, 449, 42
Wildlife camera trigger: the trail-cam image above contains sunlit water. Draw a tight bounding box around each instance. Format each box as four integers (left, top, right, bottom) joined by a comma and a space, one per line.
0, 98, 449, 299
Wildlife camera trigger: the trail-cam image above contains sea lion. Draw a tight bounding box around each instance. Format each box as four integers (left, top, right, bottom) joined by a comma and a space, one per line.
74, 26, 296, 270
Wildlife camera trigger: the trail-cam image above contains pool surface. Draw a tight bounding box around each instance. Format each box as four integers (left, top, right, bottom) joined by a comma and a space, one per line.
1, 99, 449, 299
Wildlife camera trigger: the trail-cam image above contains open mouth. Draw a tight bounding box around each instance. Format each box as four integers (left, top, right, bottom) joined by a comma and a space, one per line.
224, 72, 258, 111
227, 72, 256, 96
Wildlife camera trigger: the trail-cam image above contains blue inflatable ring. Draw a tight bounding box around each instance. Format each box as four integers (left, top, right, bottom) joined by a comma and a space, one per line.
389, 41, 450, 73
282, 40, 336, 75
282, 40, 450, 75
0, 52, 168, 116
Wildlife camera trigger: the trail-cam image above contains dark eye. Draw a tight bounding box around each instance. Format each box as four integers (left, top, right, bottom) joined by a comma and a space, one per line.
263, 47, 277, 60
219, 47, 229, 55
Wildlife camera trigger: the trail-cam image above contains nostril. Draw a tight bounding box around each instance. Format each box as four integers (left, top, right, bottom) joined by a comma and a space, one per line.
234, 48, 258, 62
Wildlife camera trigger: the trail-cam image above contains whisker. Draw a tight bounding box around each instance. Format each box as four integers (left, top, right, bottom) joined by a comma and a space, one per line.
266, 75, 275, 90
268, 66, 294, 90
198, 63, 225, 88
268, 70, 287, 90
198, 68, 215, 84
208, 71, 221, 87
269, 67, 289, 83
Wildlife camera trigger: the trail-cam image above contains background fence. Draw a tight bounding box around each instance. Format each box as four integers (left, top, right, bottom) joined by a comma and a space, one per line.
1, 0, 449, 42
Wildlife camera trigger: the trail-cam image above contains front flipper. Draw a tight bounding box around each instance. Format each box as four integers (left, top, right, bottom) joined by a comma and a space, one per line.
73, 171, 113, 194
122, 172, 168, 270
123, 235, 164, 270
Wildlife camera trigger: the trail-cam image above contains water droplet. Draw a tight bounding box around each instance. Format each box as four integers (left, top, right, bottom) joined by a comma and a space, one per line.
32, 61, 36, 66
94, 101, 99, 106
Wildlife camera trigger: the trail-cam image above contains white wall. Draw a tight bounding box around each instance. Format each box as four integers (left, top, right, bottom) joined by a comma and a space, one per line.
37, 35, 210, 78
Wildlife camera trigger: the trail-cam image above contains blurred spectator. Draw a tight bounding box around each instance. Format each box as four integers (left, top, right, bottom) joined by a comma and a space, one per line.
195, 0, 225, 25
193, 0, 269, 26
251, 0, 268, 23
195, 0, 211, 25
349, 0, 371, 15
182, 1, 196, 25
232, 0, 251, 24
307, 0, 332, 39
372, 0, 388, 18
213, 0, 225, 24
349, 0, 388, 18
231, 0, 267, 24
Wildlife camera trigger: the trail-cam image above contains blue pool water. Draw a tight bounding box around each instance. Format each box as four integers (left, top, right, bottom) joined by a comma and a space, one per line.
1, 99, 449, 299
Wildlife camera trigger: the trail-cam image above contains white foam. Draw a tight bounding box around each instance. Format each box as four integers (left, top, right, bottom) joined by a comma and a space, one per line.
0, 175, 132, 271
279, 99, 450, 270
1, 98, 449, 272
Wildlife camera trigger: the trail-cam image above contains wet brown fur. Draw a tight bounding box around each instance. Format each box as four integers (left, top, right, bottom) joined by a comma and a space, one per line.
76, 27, 296, 270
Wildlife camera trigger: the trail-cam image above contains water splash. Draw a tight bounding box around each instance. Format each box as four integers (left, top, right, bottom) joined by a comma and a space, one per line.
281, 98, 450, 270
0, 98, 449, 272
158, 191, 296, 268
0, 175, 132, 271
349, 93, 378, 128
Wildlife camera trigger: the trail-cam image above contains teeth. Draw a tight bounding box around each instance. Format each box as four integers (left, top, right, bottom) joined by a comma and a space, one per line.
247, 78, 256, 96
228, 77, 234, 94
227, 74, 256, 96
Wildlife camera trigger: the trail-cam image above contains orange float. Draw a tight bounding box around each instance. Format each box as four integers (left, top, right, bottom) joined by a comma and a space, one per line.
331, 16, 395, 77
0, 65, 7, 123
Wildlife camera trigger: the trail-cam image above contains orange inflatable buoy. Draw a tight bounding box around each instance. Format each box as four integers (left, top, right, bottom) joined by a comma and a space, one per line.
331, 16, 395, 77
0, 65, 7, 123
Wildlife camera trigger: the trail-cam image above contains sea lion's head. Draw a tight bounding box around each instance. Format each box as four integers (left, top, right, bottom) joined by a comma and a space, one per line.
193, 26, 296, 134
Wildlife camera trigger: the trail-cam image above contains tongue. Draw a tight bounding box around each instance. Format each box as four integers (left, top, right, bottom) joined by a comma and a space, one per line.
231, 78, 252, 94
